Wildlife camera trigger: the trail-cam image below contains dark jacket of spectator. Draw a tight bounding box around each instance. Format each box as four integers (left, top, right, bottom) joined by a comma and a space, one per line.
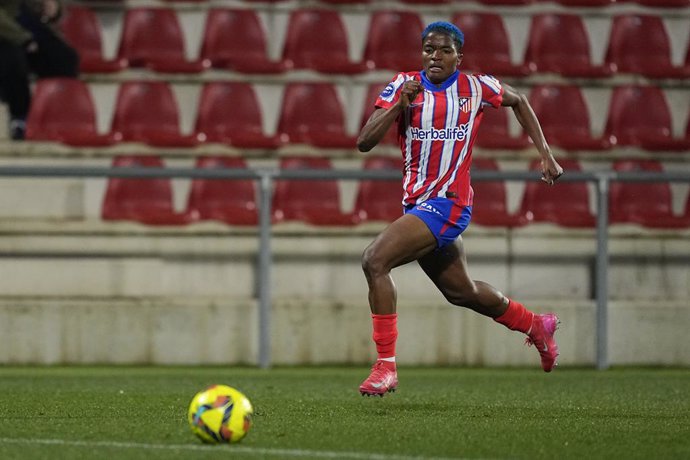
0, 0, 32, 45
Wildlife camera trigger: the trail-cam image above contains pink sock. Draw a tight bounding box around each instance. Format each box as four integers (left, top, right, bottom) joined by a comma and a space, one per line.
372, 313, 397, 367
494, 299, 534, 334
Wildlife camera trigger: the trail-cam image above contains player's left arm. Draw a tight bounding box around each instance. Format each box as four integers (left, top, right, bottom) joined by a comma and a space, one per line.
501, 83, 563, 185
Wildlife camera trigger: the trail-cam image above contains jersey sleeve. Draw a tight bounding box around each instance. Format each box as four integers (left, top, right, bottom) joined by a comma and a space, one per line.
374, 73, 412, 110
476, 74, 504, 109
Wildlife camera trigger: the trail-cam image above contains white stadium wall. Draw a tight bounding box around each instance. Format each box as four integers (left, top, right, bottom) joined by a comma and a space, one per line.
0, 213, 688, 367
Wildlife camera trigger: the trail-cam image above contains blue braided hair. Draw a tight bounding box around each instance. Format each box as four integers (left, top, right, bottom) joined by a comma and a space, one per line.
421, 21, 464, 50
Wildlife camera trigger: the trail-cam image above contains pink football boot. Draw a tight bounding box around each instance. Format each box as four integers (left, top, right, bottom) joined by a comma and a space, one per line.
359, 361, 398, 397
526, 313, 560, 372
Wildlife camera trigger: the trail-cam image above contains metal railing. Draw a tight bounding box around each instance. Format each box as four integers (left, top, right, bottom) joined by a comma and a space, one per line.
1, 165, 689, 370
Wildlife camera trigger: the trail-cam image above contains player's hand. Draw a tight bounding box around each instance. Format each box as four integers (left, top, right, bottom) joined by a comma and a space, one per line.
541, 156, 563, 185
398, 80, 422, 108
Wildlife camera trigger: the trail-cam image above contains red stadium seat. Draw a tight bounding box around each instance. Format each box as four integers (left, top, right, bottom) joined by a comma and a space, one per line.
200, 9, 287, 74
478, 0, 533, 4
60, 5, 127, 73
360, 83, 399, 146
470, 159, 526, 227
282, 9, 366, 74
635, 0, 690, 6
25, 78, 117, 146
111, 81, 199, 147
529, 85, 611, 151
519, 159, 595, 227
474, 108, 530, 150
552, 0, 615, 5
277, 83, 357, 148
604, 85, 690, 151
195, 82, 280, 149
525, 14, 614, 78
609, 159, 688, 228
353, 155, 404, 223
605, 15, 688, 79
102, 155, 190, 225
118, 8, 210, 73
363, 11, 424, 72
452, 13, 531, 77
185, 156, 257, 225
272, 156, 356, 226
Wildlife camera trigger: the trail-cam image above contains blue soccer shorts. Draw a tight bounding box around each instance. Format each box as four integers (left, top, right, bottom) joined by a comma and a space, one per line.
404, 197, 472, 248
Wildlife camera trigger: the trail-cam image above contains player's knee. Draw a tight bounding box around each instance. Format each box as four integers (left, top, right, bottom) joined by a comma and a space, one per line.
361, 245, 388, 278
444, 284, 479, 307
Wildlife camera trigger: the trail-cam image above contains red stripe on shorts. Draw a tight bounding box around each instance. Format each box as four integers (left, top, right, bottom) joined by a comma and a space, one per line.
439, 202, 464, 236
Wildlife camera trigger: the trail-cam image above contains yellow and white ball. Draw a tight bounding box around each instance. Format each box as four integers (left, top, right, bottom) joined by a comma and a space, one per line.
188, 384, 253, 444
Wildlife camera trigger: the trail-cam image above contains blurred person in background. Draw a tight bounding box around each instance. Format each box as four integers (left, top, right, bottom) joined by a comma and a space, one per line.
0, 0, 78, 140
357, 21, 563, 397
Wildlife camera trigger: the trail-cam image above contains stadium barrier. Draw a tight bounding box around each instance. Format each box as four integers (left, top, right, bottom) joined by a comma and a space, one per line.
1, 165, 689, 370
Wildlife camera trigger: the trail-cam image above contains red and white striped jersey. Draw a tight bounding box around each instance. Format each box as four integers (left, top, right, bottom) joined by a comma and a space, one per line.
375, 70, 504, 207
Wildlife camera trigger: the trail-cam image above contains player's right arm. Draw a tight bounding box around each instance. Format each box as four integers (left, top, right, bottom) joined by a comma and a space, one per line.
357, 80, 422, 152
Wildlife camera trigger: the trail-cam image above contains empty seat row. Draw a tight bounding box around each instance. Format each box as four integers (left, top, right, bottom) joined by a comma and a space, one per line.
103, 155, 384, 226
149, 0, 690, 7
481, 84, 690, 152
102, 155, 690, 229
61, 6, 690, 79
472, 158, 690, 229
26, 79, 354, 149
27, 78, 690, 152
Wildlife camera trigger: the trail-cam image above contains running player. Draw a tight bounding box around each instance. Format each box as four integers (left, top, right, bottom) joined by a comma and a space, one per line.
357, 21, 563, 397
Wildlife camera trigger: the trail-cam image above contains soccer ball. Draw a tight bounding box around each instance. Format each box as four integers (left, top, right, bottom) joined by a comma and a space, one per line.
188, 384, 254, 444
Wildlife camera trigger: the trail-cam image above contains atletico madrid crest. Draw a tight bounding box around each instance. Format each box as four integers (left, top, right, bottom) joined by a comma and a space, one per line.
459, 97, 471, 113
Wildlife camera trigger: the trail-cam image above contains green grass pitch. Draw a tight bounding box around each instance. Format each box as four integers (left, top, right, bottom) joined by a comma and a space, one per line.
0, 366, 688, 459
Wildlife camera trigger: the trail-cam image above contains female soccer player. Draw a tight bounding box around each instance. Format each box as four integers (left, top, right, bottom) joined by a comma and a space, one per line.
357, 21, 564, 396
